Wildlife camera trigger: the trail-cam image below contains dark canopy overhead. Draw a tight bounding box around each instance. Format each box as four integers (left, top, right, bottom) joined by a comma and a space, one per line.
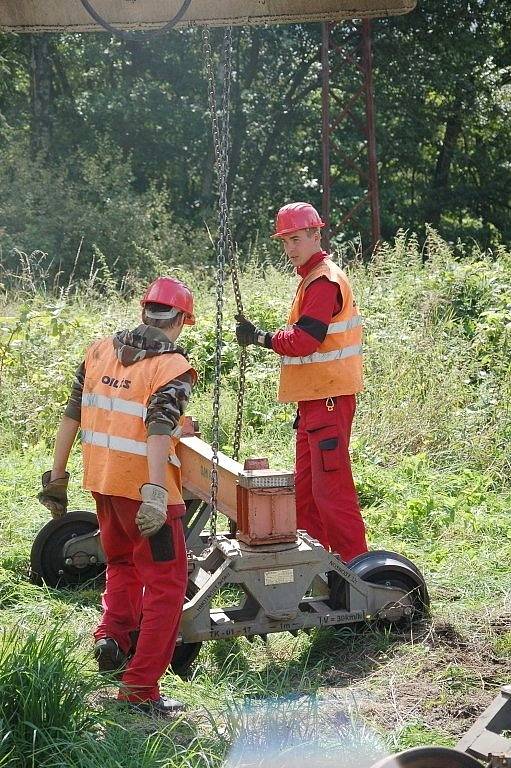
0, 1, 416, 33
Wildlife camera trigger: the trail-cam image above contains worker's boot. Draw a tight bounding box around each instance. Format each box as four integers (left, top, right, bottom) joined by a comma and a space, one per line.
130, 695, 186, 716
94, 637, 128, 676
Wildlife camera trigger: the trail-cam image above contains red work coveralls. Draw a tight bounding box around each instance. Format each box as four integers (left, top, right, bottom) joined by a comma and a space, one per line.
272, 252, 368, 562
76, 333, 194, 703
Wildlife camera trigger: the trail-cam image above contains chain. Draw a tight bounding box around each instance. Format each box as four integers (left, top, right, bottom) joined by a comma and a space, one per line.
216, 33, 247, 464
203, 28, 234, 537
227, 228, 246, 461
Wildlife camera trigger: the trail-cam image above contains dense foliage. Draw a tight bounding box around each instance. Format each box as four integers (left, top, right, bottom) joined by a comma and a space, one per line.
0, 1, 510, 282
1, 232, 509, 480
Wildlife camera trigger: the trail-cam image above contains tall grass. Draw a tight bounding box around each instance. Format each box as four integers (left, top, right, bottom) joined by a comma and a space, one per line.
0, 232, 510, 765
0, 625, 102, 767
1, 231, 509, 475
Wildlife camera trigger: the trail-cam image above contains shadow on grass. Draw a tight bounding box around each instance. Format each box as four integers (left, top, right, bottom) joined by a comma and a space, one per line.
188, 617, 431, 703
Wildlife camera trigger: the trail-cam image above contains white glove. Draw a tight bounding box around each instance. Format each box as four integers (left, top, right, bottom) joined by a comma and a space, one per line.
136, 483, 168, 538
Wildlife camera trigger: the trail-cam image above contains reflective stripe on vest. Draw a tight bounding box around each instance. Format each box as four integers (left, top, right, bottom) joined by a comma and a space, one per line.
82, 429, 147, 455
284, 315, 363, 336
82, 392, 147, 419
328, 315, 363, 334
281, 343, 363, 366
81, 429, 182, 467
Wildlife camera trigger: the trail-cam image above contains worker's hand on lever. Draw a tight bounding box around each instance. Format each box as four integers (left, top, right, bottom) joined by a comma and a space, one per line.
235, 314, 273, 349
136, 483, 168, 538
38, 471, 70, 518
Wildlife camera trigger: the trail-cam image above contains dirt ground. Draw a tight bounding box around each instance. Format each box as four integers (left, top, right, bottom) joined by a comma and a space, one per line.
338, 613, 511, 742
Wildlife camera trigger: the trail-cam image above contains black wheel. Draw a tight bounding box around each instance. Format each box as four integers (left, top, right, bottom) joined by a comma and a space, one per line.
168, 577, 203, 678
371, 747, 482, 768
170, 641, 202, 678
30, 511, 105, 588
348, 550, 430, 622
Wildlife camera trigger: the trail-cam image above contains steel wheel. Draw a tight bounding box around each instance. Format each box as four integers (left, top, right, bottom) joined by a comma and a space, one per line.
30, 511, 105, 588
371, 747, 482, 768
348, 550, 430, 622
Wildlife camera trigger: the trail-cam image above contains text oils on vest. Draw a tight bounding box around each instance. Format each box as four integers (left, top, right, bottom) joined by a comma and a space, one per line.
101, 375, 131, 390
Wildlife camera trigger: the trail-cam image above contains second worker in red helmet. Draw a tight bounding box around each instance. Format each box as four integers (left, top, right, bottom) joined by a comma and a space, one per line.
235, 202, 368, 563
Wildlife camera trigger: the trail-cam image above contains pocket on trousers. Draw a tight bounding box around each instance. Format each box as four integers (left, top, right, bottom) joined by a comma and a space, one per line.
149, 523, 175, 562
318, 436, 341, 472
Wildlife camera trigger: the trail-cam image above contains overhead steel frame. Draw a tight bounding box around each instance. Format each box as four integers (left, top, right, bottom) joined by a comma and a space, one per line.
321, 19, 381, 254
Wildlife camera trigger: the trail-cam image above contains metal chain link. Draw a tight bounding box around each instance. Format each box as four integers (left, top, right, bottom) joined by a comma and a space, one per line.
203, 27, 245, 537
213, 32, 247, 464
227, 230, 247, 462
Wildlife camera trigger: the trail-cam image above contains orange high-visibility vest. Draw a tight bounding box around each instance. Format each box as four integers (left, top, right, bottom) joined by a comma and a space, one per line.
81, 337, 196, 503
278, 258, 363, 403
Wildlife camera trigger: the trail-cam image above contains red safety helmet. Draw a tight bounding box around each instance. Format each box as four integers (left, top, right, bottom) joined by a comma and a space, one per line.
140, 276, 195, 325
272, 202, 325, 238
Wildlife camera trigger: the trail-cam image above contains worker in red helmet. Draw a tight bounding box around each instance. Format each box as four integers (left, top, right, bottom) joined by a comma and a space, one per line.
38, 276, 197, 715
235, 202, 368, 563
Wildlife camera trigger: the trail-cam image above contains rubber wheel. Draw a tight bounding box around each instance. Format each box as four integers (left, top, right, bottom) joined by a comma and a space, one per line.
170, 641, 202, 678
30, 511, 105, 588
348, 550, 430, 623
167, 575, 203, 677
370, 747, 482, 768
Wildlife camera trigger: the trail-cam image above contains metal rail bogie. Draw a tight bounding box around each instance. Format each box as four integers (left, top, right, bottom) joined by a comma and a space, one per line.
179, 533, 421, 645
30, 508, 427, 643
30, 429, 429, 668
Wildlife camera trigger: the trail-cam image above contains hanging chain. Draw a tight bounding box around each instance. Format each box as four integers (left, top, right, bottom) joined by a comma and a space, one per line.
207, 31, 248, 464
203, 27, 234, 537
217, 34, 247, 461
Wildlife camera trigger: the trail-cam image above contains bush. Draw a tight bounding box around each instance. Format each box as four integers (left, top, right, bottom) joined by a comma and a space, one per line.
0, 138, 213, 286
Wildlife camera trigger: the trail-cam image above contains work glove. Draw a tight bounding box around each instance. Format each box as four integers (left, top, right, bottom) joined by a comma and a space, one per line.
38, 471, 70, 518
235, 314, 273, 349
136, 483, 168, 538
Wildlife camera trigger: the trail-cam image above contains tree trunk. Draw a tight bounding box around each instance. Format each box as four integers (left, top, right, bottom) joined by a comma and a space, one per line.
424, 106, 463, 228
229, 29, 261, 195
30, 34, 52, 157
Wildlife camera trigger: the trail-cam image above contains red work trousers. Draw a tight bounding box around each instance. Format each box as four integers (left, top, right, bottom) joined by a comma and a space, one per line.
92, 493, 188, 703
295, 394, 368, 562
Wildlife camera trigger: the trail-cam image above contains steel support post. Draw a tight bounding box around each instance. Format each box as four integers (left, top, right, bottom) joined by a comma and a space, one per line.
321, 19, 381, 254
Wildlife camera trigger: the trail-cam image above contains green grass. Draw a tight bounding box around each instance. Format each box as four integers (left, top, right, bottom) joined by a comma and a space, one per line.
0, 232, 510, 765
